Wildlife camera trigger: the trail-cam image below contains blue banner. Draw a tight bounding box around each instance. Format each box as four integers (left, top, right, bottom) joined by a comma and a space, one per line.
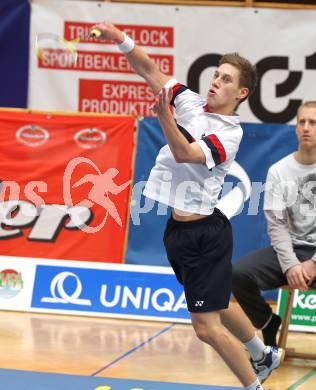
31, 264, 189, 321
126, 119, 297, 301
127, 119, 297, 267
229, 122, 297, 261
127, 118, 171, 267
0, 0, 30, 108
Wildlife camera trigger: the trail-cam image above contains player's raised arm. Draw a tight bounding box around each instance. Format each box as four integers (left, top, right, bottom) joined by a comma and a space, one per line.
90, 22, 171, 94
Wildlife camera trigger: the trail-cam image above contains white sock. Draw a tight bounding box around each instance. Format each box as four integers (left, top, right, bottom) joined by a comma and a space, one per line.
244, 334, 266, 361
245, 378, 263, 389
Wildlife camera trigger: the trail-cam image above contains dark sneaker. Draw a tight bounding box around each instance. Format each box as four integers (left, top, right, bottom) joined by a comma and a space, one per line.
251, 346, 285, 383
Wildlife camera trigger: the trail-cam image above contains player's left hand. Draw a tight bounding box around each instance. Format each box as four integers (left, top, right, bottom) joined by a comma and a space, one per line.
301, 259, 316, 286
150, 88, 173, 116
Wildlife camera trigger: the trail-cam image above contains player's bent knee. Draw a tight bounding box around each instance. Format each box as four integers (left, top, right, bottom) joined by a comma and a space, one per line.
194, 326, 209, 344
193, 322, 222, 346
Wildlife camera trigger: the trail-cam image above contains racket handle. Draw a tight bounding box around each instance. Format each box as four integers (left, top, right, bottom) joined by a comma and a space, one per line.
90, 29, 102, 38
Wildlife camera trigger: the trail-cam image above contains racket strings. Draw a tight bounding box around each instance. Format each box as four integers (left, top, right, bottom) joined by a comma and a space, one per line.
35, 30, 103, 68
35, 33, 87, 67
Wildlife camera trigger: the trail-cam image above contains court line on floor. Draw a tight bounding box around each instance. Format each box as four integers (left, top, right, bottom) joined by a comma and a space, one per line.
0, 368, 242, 390
90, 322, 176, 377
286, 368, 316, 390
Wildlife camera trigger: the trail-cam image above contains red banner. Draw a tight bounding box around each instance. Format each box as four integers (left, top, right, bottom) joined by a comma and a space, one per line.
64, 22, 174, 47
0, 109, 135, 263
79, 79, 156, 116
38, 51, 173, 74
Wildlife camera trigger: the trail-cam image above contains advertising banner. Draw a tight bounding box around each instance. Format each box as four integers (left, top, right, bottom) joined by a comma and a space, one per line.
28, 0, 316, 124
0, 109, 135, 262
0, 256, 190, 323
0, 256, 36, 311
1, 255, 314, 331
277, 289, 316, 332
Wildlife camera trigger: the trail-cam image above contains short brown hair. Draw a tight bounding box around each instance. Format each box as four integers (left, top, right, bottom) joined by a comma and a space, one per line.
219, 53, 257, 103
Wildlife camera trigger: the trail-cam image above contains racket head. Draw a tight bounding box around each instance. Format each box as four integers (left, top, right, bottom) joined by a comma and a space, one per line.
34, 32, 78, 67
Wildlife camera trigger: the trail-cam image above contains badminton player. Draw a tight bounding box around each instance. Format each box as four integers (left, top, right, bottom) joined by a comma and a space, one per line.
90, 22, 283, 389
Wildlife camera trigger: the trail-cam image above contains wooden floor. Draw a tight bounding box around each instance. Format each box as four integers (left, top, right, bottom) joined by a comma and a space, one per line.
0, 308, 315, 389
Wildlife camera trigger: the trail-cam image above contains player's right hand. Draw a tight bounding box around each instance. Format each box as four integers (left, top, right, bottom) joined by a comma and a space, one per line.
89, 22, 125, 44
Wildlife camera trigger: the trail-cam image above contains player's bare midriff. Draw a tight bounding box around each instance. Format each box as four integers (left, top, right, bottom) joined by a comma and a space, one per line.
172, 208, 210, 222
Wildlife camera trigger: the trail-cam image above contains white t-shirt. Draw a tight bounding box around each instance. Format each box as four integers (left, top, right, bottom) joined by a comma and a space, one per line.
143, 79, 243, 215
264, 153, 316, 247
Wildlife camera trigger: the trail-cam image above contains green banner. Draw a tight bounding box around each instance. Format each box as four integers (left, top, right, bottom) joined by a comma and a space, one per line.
277, 289, 316, 332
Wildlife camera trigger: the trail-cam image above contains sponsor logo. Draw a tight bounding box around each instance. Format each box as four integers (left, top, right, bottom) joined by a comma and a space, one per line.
0, 269, 23, 299
0, 200, 92, 241
293, 290, 316, 310
74, 128, 106, 149
32, 266, 189, 320
195, 301, 204, 307
16, 124, 49, 147
41, 272, 92, 305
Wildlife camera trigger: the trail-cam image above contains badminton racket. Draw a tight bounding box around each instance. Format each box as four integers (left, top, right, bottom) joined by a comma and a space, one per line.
35, 32, 79, 67
34, 29, 102, 67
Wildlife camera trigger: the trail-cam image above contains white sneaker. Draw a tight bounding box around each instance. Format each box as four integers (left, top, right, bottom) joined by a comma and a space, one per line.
250, 346, 285, 383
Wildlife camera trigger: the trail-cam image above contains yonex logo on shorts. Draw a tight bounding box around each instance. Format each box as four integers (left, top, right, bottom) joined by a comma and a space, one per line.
195, 301, 204, 307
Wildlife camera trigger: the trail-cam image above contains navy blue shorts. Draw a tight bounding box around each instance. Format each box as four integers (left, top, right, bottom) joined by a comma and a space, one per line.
163, 208, 233, 313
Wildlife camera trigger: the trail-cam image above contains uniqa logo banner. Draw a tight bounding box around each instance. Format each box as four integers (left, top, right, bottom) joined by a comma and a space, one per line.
31, 265, 189, 320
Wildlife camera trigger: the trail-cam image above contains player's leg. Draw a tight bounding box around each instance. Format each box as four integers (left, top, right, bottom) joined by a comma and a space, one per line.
191, 310, 264, 389
164, 212, 269, 388
220, 304, 284, 383
174, 211, 263, 389
220, 304, 259, 347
